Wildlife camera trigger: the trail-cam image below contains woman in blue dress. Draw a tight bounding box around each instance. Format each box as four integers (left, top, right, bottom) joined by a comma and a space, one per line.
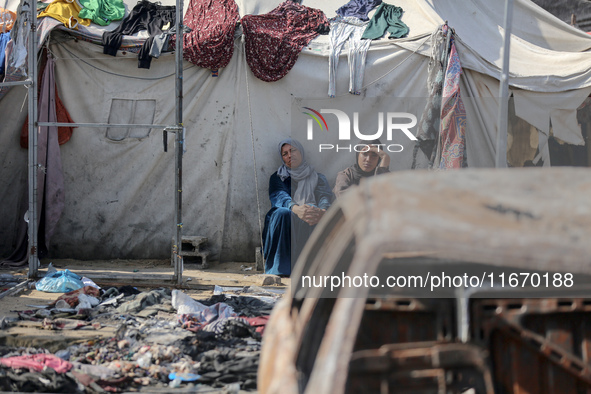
262, 139, 334, 276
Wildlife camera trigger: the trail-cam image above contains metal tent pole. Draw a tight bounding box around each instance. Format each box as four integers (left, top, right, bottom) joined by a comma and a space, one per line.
38, 122, 169, 128
495, 0, 514, 168
27, 0, 39, 278
173, 0, 185, 285
1, 79, 32, 87
3, 0, 185, 284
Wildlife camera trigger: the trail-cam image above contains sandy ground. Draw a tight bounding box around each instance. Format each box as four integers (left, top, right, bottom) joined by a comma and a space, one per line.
41, 258, 287, 288
0, 259, 288, 349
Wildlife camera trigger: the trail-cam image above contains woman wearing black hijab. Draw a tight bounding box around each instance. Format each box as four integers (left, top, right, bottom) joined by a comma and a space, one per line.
333, 139, 390, 198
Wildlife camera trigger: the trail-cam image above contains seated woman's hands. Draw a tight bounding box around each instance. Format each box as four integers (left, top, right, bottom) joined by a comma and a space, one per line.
376, 147, 390, 169
292, 204, 326, 226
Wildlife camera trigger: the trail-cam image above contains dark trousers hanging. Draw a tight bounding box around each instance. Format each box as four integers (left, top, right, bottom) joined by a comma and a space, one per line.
102, 0, 175, 69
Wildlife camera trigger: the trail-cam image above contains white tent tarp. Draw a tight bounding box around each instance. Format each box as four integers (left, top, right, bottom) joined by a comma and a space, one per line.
1, 0, 591, 261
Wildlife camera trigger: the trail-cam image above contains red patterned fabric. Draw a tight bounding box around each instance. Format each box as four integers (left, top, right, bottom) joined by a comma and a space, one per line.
174, 0, 239, 70
241, 1, 329, 82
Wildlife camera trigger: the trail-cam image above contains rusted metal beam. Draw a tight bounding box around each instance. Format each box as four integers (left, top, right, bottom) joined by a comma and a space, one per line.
349, 342, 495, 394
489, 318, 591, 391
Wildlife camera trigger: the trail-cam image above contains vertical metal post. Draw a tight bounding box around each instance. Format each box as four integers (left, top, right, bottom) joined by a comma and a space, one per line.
173, 0, 184, 285
27, 0, 39, 278
10, 0, 186, 284
456, 288, 470, 343
495, 0, 514, 168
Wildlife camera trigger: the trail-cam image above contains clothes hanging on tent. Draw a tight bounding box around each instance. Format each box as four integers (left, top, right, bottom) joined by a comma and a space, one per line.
32, 55, 66, 252
412, 24, 466, 169
176, 0, 239, 70
361, 2, 408, 40
20, 55, 76, 148
413, 24, 449, 169
78, 0, 125, 26
336, 0, 382, 21
1, 56, 65, 269
328, 16, 371, 97
241, 1, 329, 82
0, 32, 9, 76
0, 2, 31, 111
438, 37, 467, 169
36, 2, 50, 12
37, 0, 91, 30
102, 0, 175, 69
20, 99, 75, 147
149, 32, 170, 58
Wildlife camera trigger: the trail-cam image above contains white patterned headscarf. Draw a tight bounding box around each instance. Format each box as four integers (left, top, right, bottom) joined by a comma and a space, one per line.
277, 138, 318, 206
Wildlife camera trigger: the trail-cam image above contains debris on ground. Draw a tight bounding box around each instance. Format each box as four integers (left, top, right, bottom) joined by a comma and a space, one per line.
0, 279, 284, 392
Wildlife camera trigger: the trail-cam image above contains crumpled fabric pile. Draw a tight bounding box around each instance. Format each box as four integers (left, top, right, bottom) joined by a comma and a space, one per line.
0, 284, 280, 392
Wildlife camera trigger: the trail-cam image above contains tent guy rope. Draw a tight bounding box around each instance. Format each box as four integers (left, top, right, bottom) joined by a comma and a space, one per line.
243, 38, 265, 269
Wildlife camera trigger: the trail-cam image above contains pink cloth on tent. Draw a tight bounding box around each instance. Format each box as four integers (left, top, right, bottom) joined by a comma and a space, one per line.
0, 354, 73, 373
439, 39, 466, 169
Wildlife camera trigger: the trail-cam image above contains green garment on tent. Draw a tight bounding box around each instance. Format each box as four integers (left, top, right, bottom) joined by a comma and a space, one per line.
36, 2, 49, 12
361, 3, 409, 40
78, 0, 125, 26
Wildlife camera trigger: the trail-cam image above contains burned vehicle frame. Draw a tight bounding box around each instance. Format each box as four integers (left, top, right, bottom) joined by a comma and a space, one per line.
258, 168, 591, 394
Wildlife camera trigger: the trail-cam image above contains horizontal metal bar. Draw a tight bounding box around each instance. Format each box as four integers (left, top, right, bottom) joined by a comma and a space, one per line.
0, 80, 33, 87
37, 122, 170, 128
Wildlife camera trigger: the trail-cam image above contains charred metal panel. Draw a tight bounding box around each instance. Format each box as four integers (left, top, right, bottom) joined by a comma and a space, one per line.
353, 298, 455, 352
471, 298, 591, 365
347, 343, 494, 394
489, 320, 591, 394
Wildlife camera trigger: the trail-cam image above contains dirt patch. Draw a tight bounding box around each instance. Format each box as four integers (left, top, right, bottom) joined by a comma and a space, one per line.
42, 258, 288, 288
1, 259, 288, 319
0, 287, 58, 319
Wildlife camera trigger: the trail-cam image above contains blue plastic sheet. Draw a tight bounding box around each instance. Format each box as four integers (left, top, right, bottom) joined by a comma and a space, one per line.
35, 269, 84, 293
